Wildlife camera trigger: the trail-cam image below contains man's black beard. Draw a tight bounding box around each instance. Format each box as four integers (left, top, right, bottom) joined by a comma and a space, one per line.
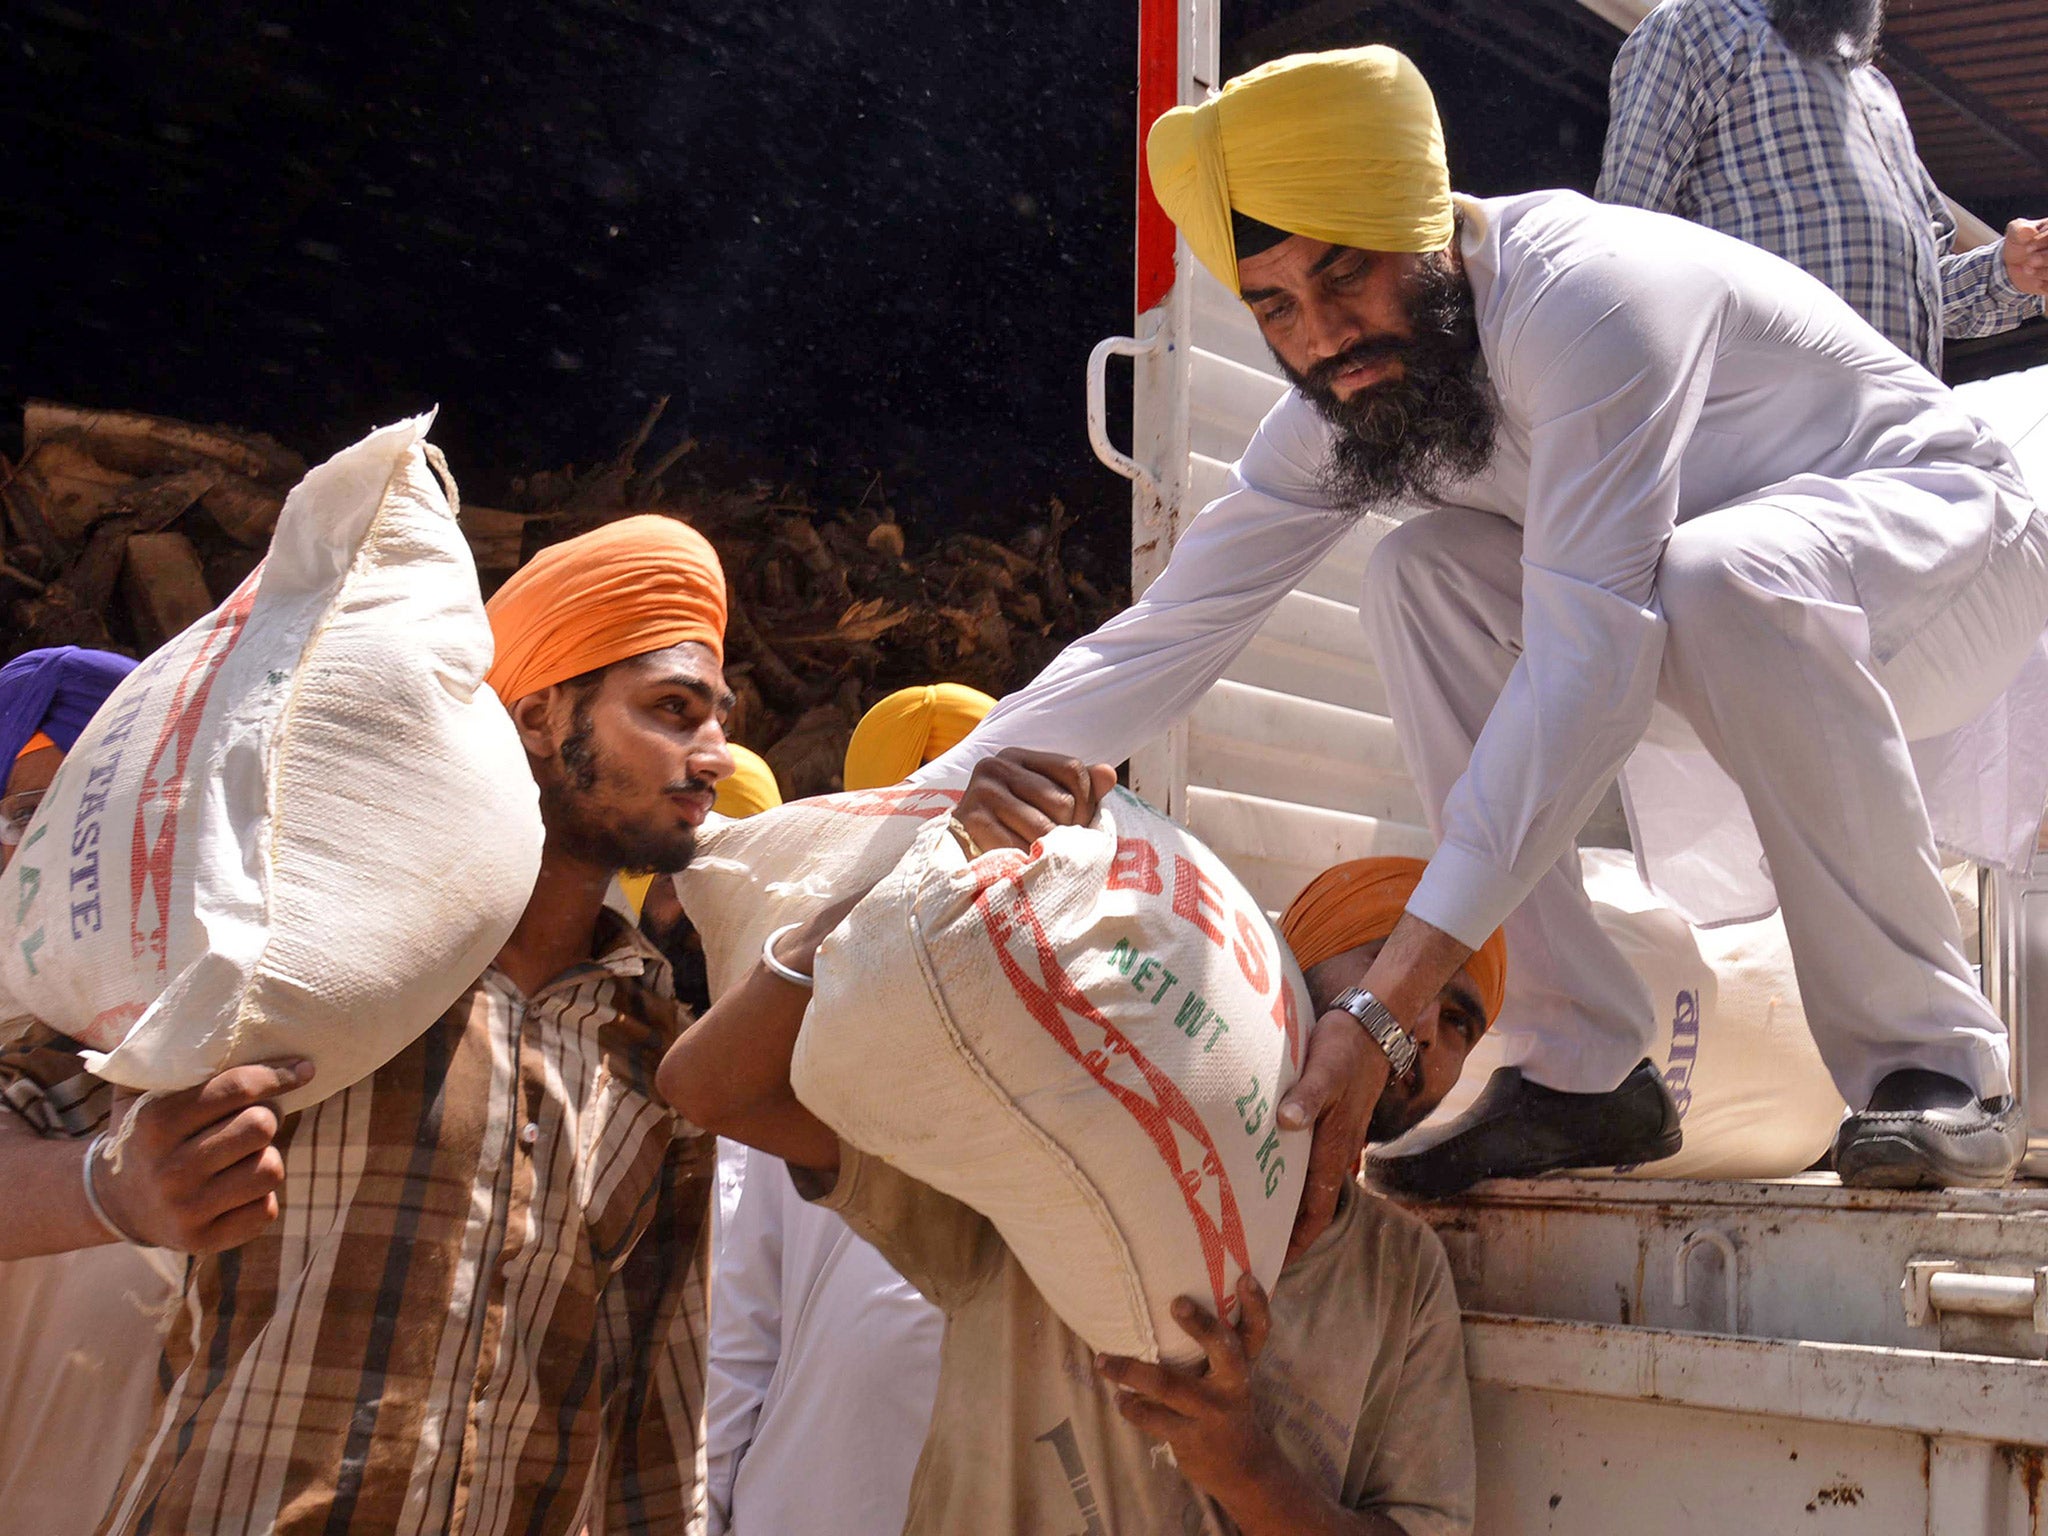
1367, 1076, 1429, 1144
541, 690, 708, 874
1279, 253, 1496, 517
1769, 0, 1883, 63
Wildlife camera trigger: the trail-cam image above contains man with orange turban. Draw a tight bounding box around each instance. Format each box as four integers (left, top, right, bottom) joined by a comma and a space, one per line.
0, 512, 735, 1535
923, 44, 2048, 1205
1282, 857, 1506, 1148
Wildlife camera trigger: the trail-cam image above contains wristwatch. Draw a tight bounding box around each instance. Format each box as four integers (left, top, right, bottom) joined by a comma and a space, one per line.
1327, 987, 1419, 1079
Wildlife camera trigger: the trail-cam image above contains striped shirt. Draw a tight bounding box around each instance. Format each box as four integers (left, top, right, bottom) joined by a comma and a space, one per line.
1596, 0, 2044, 373
0, 909, 711, 1536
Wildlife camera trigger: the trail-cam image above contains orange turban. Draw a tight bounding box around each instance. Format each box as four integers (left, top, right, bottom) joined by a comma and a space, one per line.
485, 514, 727, 704
1281, 856, 1508, 1023
843, 683, 998, 791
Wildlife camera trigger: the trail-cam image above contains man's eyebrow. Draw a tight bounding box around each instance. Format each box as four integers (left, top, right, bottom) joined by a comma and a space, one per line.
653, 675, 737, 713
1242, 248, 1353, 303
1441, 972, 1484, 1015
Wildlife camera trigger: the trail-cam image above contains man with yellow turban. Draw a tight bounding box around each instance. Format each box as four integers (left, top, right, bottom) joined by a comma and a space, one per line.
843, 683, 997, 792
0, 512, 735, 1534
922, 46, 2048, 1206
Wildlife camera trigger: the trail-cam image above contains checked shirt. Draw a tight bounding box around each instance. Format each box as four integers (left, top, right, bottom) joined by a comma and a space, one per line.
0, 908, 711, 1536
1597, 0, 2042, 374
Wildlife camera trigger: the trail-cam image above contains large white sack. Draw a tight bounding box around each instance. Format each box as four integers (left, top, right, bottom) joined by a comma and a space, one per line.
793, 787, 1312, 1365
1387, 850, 1845, 1179
675, 780, 967, 999
0, 414, 543, 1113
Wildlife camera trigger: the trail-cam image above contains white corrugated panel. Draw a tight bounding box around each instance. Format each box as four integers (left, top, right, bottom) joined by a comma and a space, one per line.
1176, 260, 1432, 905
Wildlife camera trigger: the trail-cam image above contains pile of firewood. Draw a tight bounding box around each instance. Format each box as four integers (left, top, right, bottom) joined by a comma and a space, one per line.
0, 400, 1127, 799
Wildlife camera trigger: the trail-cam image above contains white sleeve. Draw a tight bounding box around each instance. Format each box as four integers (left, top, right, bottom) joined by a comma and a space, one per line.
1408, 249, 1726, 946
703, 1140, 786, 1534
912, 392, 1353, 783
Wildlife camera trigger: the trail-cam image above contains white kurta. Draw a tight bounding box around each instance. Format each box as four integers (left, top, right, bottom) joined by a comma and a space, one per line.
923, 191, 2045, 925
918, 190, 2048, 1098
704, 1140, 943, 1536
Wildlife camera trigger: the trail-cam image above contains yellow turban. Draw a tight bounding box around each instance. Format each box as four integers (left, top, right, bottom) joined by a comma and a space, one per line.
1145, 46, 1454, 297
1281, 857, 1508, 1024
714, 744, 784, 819
843, 683, 997, 791
485, 515, 728, 704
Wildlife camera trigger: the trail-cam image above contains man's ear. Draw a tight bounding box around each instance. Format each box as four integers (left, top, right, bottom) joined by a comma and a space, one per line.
507, 687, 564, 760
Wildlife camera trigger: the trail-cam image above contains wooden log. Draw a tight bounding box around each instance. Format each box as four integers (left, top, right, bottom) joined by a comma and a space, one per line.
199, 479, 287, 548
121, 532, 215, 650
458, 504, 539, 574
48, 469, 219, 617
7, 438, 133, 545
764, 702, 855, 800
23, 401, 305, 486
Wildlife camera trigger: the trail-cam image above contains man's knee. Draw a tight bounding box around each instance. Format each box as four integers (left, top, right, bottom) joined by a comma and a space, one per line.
1361, 512, 1483, 635
1659, 510, 1846, 641
1656, 542, 1760, 639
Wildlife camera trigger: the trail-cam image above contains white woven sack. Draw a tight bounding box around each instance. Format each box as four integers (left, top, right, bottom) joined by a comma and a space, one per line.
674, 780, 967, 1000
1391, 850, 1844, 1178
793, 786, 1312, 1365
0, 413, 543, 1114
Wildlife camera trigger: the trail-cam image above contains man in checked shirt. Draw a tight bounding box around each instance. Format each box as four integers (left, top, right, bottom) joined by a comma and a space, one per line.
0, 514, 735, 1535
1598, 0, 2048, 376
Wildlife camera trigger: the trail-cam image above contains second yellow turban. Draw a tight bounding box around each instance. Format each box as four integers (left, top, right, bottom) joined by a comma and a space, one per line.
843, 683, 997, 791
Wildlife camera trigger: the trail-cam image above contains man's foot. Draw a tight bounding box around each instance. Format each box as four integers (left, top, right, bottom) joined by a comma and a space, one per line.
1367, 1059, 1681, 1199
1833, 1070, 2023, 1190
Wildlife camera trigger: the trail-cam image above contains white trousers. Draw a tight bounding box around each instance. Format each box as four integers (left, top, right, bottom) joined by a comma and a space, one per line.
1362, 501, 2048, 1106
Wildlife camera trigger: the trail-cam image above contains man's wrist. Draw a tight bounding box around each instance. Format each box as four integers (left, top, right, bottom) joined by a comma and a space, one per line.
1199, 1429, 1290, 1512
83, 1134, 152, 1248
1326, 988, 1417, 1080
1207, 1432, 1348, 1536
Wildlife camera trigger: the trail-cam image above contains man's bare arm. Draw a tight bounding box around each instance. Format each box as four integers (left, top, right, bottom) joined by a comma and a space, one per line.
0, 1113, 119, 1259
1277, 909, 1471, 1257
1097, 1277, 1406, 1536
656, 903, 849, 1173
0, 1060, 307, 1259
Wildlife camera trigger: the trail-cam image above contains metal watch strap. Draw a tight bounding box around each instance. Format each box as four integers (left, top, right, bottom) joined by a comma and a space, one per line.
1328, 986, 1419, 1078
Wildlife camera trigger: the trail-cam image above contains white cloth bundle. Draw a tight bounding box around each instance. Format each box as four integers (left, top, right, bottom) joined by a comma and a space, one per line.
792, 788, 1311, 1363
0, 414, 542, 1113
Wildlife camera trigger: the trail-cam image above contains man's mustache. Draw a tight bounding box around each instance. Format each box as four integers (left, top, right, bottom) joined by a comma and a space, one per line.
1303, 336, 1417, 394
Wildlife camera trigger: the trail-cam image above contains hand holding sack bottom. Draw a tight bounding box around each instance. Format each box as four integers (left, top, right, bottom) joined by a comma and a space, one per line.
791, 787, 1312, 1366
0, 414, 543, 1114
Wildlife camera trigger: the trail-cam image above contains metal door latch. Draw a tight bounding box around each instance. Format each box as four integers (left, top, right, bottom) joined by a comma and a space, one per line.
1901, 1258, 2048, 1332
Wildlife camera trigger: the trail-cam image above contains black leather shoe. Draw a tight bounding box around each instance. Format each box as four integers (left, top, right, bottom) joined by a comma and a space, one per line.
1367, 1058, 1682, 1198
1833, 1070, 2024, 1190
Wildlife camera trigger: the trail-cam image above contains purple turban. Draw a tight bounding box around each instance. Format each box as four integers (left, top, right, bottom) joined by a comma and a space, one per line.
0, 647, 139, 770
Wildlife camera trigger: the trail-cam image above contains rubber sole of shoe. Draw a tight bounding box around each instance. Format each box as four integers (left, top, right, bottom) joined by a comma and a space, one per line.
1834, 1130, 2017, 1191
1376, 1124, 1685, 1199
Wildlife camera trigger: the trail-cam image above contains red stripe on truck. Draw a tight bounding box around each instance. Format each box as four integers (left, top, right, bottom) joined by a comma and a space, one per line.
1135, 0, 1179, 316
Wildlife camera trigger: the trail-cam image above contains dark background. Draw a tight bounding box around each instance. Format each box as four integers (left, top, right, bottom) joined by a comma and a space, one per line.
5, 0, 2040, 539
4, 1, 1145, 530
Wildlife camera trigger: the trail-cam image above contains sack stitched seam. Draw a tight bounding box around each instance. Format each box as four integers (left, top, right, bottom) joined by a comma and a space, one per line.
222, 430, 429, 1063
